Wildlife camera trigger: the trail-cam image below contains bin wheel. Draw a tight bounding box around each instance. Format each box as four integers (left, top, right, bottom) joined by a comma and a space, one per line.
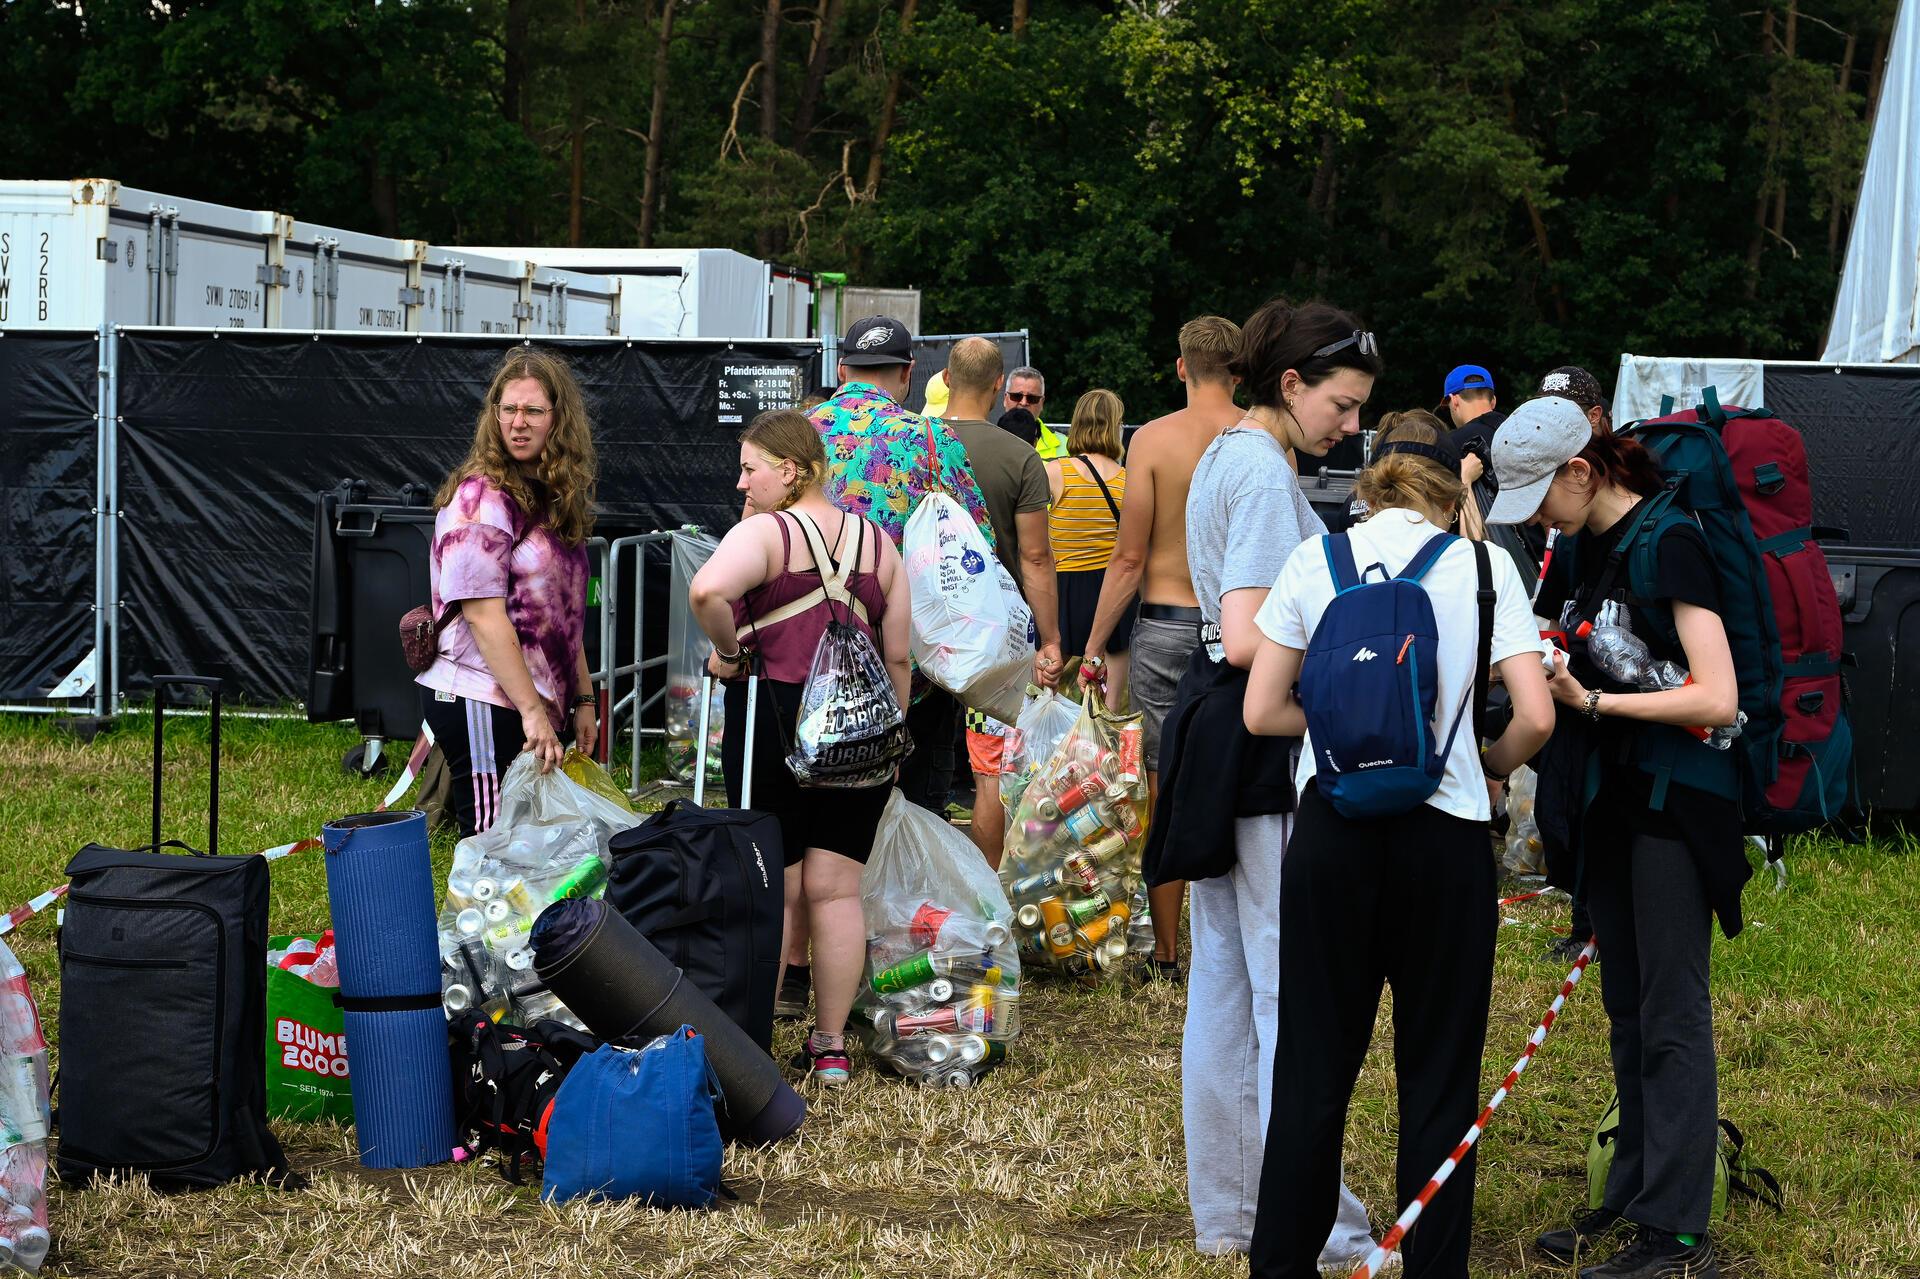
343, 743, 392, 778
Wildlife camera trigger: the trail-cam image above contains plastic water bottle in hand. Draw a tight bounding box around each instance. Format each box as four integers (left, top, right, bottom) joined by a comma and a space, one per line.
1586, 601, 1744, 749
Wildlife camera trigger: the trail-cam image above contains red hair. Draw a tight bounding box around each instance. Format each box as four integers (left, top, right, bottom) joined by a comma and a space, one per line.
1574, 426, 1664, 498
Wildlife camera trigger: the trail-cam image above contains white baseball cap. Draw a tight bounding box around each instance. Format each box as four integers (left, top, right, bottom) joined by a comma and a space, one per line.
1487, 397, 1594, 525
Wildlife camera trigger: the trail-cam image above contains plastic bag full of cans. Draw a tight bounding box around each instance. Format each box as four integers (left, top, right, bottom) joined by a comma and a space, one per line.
1501, 765, 1546, 875
999, 693, 1153, 982
854, 791, 1021, 1088
0, 941, 50, 1274
666, 526, 725, 784
437, 750, 639, 1027
998, 687, 1083, 821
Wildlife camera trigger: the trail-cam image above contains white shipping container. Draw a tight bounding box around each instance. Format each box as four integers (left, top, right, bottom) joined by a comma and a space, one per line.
453, 245, 790, 339
0, 179, 620, 335
835, 285, 921, 335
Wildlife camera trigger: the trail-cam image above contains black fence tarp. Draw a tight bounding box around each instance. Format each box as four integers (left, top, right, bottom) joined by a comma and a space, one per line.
1761, 365, 1920, 548
0, 331, 98, 699
114, 331, 817, 704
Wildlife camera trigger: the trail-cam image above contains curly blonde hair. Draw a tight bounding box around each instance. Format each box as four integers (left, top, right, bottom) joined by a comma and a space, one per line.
436, 347, 598, 544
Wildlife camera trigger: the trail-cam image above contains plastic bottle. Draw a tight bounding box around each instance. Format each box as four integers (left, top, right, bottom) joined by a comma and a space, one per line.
1585, 602, 1745, 749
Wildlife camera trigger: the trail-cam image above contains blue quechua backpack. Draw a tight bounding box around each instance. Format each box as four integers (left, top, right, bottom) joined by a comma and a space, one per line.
1301, 532, 1492, 818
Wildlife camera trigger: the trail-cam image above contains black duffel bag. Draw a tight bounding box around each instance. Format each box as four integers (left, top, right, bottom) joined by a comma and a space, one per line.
607, 676, 784, 1053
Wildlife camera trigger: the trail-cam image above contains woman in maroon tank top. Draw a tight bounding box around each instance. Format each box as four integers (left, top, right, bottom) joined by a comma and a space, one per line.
689, 409, 910, 1086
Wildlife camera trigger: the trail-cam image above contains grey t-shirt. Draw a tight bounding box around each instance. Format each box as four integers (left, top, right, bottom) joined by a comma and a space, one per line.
1185, 427, 1326, 625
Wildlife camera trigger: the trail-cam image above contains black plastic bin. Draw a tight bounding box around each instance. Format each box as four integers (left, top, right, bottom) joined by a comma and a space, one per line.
1825, 542, 1920, 818
308, 483, 438, 750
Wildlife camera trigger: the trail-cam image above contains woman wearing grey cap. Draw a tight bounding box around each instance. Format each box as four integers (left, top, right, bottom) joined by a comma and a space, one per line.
1488, 398, 1747, 1279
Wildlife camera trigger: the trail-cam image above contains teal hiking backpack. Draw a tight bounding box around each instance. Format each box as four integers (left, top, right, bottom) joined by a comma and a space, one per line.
1621, 389, 1854, 835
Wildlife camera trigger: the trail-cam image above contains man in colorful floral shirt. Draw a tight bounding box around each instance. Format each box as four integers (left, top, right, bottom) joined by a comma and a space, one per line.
809, 314, 996, 819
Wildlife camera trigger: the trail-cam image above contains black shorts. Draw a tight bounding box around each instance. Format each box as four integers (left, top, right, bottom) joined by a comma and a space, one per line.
719, 678, 888, 865
1057, 566, 1136, 658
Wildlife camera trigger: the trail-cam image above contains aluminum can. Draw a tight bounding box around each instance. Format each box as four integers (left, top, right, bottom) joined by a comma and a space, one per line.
909, 901, 954, 949
1062, 804, 1107, 844
1015, 903, 1044, 932
872, 949, 938, 995
455, 907, 487, 937
1056, 774, 1106, 816
483, 898, 513, 924
922, 1035, 955, 1064
1074, 902, 1131, 948
470, 877, 499, 902
927, 978, 955, 1004
503, 878, 538, 915
1039, 897, 1076, 958
1063, 851, 1100, 891
1019, 815, 1062, 845
1064, 891, 1113, 927
895, 1006, 961, 1036
1010, 869, 1065, 898
1085, 828, 1128, 863
443, 983, 473, 1014
551, 854, 608, 902
1033, 795, 1062, 822
1116, 721, 1145, 788
983, 921, 1011, 949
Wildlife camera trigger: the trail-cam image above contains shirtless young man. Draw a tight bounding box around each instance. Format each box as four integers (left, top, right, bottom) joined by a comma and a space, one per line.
1079, 315, 1242, 983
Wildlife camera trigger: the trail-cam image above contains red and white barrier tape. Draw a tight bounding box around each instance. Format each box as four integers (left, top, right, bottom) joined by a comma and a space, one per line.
0, 726, 435, 940
1347, 938, 1598, 1279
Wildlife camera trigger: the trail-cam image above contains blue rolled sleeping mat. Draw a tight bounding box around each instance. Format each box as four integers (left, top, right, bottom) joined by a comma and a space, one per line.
322, 809, 457, 1169
531, 898, 806, 1146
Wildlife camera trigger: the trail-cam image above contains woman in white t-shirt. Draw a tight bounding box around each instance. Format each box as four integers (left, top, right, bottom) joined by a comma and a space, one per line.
1241, 415, 1554, 1279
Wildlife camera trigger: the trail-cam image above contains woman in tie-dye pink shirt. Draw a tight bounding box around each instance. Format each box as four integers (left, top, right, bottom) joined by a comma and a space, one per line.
417, 348, 599, 835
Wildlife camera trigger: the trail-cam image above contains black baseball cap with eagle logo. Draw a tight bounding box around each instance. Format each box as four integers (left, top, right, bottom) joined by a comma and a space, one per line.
839, 316, 915, 366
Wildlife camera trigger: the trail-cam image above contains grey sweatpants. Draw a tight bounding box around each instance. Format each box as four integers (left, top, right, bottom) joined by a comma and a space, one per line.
1183, 809, 1378, 1260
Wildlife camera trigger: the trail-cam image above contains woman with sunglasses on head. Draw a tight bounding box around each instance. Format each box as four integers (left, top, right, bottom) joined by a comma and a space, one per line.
1155, 298, 1385, 1269
416, 348, 600, 837
1242, 413, 1555, 1279
1488, 399, 1746, 1279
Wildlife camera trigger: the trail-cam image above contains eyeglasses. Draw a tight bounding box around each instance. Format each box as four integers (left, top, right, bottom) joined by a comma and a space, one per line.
498, 403, 551, 422
1311, 331, 1379, 360
1006, 392, 1043, 405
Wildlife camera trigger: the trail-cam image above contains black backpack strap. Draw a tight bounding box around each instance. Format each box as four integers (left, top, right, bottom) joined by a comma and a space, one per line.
1472, 540, 1493, 747
1077, 455, 1122, 522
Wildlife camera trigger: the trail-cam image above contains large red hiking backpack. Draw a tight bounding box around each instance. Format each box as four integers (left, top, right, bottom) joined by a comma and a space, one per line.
1628, 388, 1854, 835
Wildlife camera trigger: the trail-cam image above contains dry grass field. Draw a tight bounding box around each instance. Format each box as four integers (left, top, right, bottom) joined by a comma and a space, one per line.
1, 714, 1916, 1278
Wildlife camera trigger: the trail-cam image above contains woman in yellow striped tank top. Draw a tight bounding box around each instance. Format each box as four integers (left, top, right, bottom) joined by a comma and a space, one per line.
1047, 389, 1137, 703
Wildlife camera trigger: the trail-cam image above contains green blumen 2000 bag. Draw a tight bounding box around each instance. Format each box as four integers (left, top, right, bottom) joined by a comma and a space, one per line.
264, 934, 353, 1122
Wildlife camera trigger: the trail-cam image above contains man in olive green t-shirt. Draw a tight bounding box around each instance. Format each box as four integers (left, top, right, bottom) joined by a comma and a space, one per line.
941, 336, 1062, 865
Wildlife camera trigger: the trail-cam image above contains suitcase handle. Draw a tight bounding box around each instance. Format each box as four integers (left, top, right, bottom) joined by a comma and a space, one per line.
690, 673, 756, 810
153, 674, 222, 856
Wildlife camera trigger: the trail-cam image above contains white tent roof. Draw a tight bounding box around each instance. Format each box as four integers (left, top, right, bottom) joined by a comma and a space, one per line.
1825, 0, 1920, 364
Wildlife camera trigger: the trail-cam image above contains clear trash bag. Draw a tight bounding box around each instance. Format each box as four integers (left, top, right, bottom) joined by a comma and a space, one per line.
999, 687, 1083, 820
903, 492, 1035, 725
787, 619, 911, 788
853, 791, 1021, 1087
667, 528, 725, 784
0, 941, 50, 1274
437, 751, 640, 1027
1502, 765, 1546, 875
998, 693, 1150, 983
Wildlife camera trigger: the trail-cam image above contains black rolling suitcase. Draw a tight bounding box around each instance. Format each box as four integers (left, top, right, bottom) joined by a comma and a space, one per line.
58, 676, 294, 1189
606, 675, 784, 1053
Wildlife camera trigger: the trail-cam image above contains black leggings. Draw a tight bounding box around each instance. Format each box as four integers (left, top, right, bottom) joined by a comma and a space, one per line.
1251, 782, 1497, 1279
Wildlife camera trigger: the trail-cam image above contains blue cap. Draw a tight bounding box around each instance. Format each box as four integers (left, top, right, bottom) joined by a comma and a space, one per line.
1443, 364, 1496, 397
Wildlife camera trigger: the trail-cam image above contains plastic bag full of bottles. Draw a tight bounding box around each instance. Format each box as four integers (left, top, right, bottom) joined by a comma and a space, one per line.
998, 693, 1155, 983
854, 791, 1021, 1088
436, 751, 639, 1028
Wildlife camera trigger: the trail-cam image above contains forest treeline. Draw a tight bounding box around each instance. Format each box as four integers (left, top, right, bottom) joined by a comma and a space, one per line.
2, 0, 1897, 415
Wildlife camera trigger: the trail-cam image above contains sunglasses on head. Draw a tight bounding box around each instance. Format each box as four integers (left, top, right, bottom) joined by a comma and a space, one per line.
1311, 330, 1379, 360
1006, 391, 1042, 405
